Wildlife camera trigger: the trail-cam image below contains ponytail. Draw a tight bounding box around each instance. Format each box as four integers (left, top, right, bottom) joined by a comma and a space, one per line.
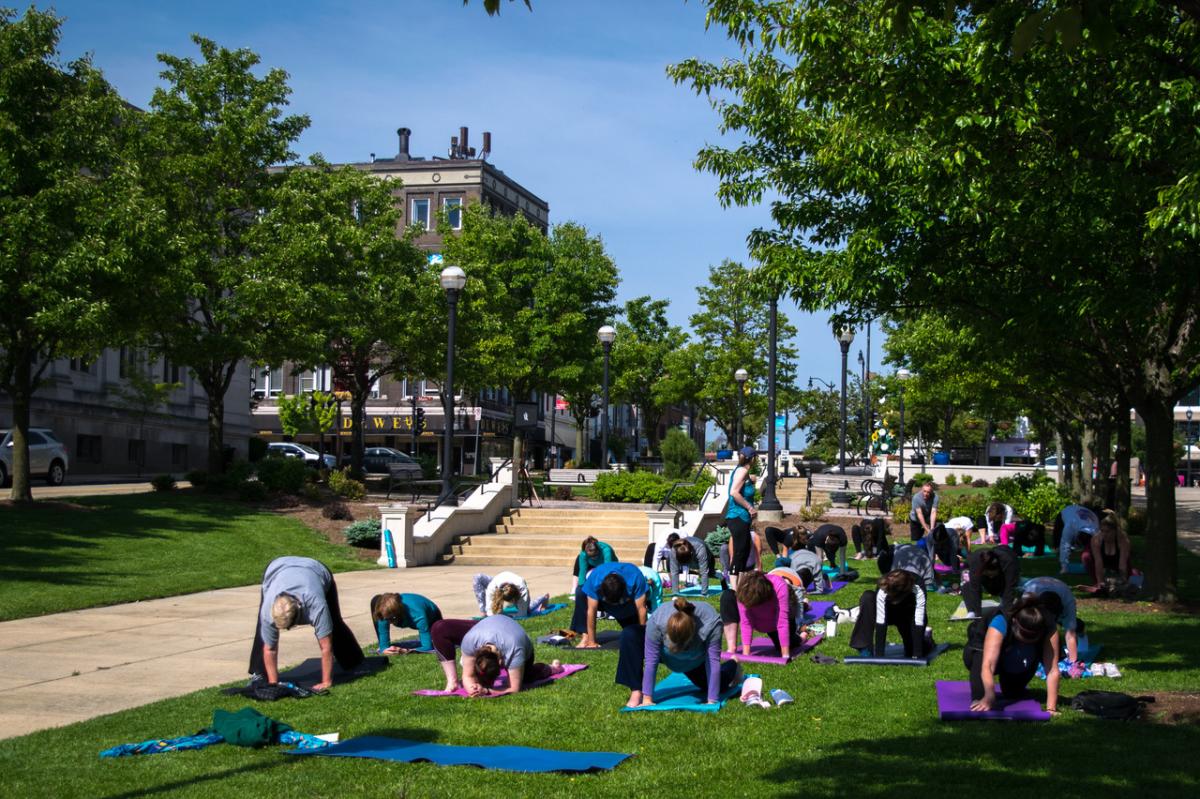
665, 597, 698, 652
492, 582, 520, 616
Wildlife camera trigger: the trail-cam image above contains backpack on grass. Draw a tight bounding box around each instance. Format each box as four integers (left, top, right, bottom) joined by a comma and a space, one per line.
1070, 690, 1154, 720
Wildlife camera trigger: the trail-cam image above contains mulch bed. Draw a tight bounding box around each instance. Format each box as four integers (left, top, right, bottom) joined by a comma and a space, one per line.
267, 497, 387, 562
1140, 692, 1200, 725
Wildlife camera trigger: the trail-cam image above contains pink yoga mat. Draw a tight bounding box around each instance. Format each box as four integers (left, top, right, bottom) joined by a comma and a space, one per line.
412, 664, 588, 697
721, 635, 824, 665
936, 680, 1051, 721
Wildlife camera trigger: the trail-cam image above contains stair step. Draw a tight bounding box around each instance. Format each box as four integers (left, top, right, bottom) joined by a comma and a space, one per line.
501, 509, 646, 519
492, 524, 645, 535
452, 554, 610, 568
450, 543, 647, 559
481, 532, 645, 543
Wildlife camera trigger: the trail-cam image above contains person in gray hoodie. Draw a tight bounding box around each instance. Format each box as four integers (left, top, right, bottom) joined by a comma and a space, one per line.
667, 535, 715, 596
635, 597, 741, 707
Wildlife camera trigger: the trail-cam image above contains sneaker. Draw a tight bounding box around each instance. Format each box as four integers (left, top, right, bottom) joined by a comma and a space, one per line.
248, 672, 265, 685
770, 688, 795, 706
1104, 663, 1122, 678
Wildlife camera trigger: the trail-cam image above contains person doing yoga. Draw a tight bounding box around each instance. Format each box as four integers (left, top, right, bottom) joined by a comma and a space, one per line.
764, 525, 799, 559
1022, 576, 1085, 668
472, 571, 549, 618
1008, 519, 1047, 557
369, 592, 443, 654
962, 545, 1021, 616
429, 615, 562, 696
848, 569, 931, 659
637, 598, 742, 708
780, 539, 829, 593
720, 529, 762, 578
667, 535, 714, 596
1082, 512, 1137, 591
878, 542, 935, 589
851, 517, 890, 560
570, 561, 650, 649
720, 571, 801, 659
570, 536, 618, 594
808, 524, 849, 568
909, 481, 939, 541
1053, 503, 1099, 574
248, 556, 363, 692
985, 502, 1015, 545
724, 446, 759, 587
962, 596, 1060, 714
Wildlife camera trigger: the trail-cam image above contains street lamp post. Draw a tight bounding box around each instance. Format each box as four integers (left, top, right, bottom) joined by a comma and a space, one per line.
759, 294, 783, 520
897, 368, 912, 485
1188, 408, 1195, 488
438, 265, 466, 505
835, 326, 855, 471
734, 368, 749, 450
598, 325, 616, 466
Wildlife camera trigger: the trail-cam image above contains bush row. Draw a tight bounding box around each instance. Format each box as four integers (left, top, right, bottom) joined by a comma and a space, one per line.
592, 470, 716, 505
891, 470, 1074, 527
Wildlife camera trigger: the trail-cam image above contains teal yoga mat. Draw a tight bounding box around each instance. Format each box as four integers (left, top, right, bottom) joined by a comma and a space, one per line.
620, 672, 743, 714
286, 736, 631, 773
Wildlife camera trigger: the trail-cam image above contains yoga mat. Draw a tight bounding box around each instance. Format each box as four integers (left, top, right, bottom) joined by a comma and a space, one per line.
844, 642, 950, 667
936, 680, 1051, 721
412, 663, 588, 697
621, 671, 743, 714
224, 656, 389, 695
721, 634, 824, 665
934, 563, 960, 574
385, 639, 435, 654
287, 735, 631, 773
676, 582, 723, 597
807, 580, 849, 596
950, 600, 999, 621
801, 600, 835, 622
1019, 546, 1055, 559
474, 603, 568, 620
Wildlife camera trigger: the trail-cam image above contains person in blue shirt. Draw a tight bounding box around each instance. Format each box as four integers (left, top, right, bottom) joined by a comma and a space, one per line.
570, 561, 650, 704
369, 592, 442, 654
725, 446, 759, 588
570, 536, 618, 595
963, 596, 1060, 714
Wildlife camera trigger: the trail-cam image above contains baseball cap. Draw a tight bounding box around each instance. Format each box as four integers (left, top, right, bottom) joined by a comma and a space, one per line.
739, 446, 757, 459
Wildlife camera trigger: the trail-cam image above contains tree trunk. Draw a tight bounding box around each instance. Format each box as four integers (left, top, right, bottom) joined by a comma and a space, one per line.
1115, 404, 1132, 518
350, 391, 367, 476
510, 423, 523, 503
206, 383, 225, 475
1080, 426, 1096, 505
1137, 396, 1179, 601
573, 415, 587, 467
8, 353, 34, 502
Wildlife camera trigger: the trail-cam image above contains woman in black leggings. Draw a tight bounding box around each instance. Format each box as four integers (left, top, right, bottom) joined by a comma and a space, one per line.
848, 569, 929, 658
724, 447, 758, 587
962, 596, 1060, 714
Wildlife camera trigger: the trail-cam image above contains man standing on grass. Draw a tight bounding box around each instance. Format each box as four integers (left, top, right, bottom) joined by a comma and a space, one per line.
249, 556, 363, 691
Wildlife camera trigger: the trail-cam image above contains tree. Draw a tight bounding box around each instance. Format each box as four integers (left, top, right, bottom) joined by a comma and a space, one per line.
671, 0, 1200, 599
0, 8, 163, 501
277, 390, 339, 458
111, 352, 181, 478
142, 36, 309, 475
610, 297, 689, 456
253, 160, 441, 476
441, 204, 619, 493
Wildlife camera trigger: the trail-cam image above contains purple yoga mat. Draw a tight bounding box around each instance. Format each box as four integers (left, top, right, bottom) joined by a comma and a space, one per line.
808, 581, 848, 595
803, 601, 835, 621
721, 635, 824, 665
936, 680, 1051, 721
412, 664, 588, 697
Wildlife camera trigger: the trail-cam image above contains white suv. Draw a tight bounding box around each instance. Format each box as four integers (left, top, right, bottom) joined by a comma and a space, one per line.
0, 428, 70, 486
266, 441, 337, 469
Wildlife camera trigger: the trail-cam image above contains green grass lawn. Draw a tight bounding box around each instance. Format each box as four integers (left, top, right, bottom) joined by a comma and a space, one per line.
1, 541, 1197, 798
0, 492, 372, 621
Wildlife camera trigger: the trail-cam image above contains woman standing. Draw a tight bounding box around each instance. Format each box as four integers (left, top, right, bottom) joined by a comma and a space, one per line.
725, 446, 759, 587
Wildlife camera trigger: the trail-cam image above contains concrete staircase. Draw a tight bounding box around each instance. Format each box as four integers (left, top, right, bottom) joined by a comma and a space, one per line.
773, 476, 810, 505
448, 507, 649, 568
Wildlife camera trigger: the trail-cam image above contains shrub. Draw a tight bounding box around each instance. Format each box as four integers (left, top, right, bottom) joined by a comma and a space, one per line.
322, 501, 353, 521
328, 468, 367, 500
248, 437, 268, 463
256, 456, 308, 494
593, 470, 715, 505
553, 486, 573, 500
301, 483, 322, 503
417, 454, 438, 479
237, 480, 268, 502
343, 518, 382, 547
1013, 481, 1072, 525
911, 472, 934, 486
661, 429, 700, 480
959, 474, 973, 485
269, 493, 301, 509
704, 526, 731, 560
944, 474, 958, 486
892, 500, 912, 524
798, 501, 830, 522
205, 460, 254, 494
941, 492, 990, 524
972, 478, 990, 488
185, 469, 209, 488
150, 474, 176, 492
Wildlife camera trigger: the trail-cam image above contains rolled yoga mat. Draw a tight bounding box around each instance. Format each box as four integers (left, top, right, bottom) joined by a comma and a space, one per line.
620, 671, 743, 714
286, 736, 632, 773
936, 680, 1051, 721
412, 663, 588, 697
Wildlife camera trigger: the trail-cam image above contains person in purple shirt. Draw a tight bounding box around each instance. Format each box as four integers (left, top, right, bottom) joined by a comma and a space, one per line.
636, 598, 741, 708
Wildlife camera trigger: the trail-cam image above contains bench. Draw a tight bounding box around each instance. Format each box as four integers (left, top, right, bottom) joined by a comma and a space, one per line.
547, 468, 608, 484
853, 473, 898, 515
805, 472, 855, 506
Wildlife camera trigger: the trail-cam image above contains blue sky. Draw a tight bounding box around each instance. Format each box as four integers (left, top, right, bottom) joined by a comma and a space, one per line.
46, 0, 883, 441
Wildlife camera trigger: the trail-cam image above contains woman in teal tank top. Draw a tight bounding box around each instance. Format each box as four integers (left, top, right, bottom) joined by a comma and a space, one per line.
725, 446, 759, 586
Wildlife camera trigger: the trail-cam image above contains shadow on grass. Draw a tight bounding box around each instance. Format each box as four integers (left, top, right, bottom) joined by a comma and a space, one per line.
97, 759, 291, 799
763, 720, 1200, 798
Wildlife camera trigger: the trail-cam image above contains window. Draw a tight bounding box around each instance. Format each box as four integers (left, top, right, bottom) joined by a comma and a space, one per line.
411, 198, 431, 231
262, 366, 284, 398
69, 356, 94, 374
298, 367, 333, 393
171, 443, 188, 467
26, 431, 47, 446
127, 439, 145, 464
443, 197, 463, 230
77, 434, 102, 463
119, 347, 132, 378
162, 359, 181, 384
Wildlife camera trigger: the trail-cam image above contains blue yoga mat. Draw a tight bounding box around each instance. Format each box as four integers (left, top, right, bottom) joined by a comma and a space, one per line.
675, 583, 722, 598
620, 671, 743, 714
474, 603, 568, 620
286, 736, 631, 773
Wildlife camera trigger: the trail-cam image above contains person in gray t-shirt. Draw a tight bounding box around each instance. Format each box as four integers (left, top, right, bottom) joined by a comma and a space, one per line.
458, 615, 560, 697
249, 556, 363, 690
909, 482, 939, 541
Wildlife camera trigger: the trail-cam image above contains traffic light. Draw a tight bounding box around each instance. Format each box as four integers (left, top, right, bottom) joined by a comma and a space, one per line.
415, 407, 426, 434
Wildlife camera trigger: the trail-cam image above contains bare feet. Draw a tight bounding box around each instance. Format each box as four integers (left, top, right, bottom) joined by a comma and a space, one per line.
549, 659, 564, 675
575, 638, 599, 649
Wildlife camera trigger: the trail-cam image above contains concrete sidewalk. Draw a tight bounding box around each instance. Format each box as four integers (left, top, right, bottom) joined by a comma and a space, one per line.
0, 564, 571, 740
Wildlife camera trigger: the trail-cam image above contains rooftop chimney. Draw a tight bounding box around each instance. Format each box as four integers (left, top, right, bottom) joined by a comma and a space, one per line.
397, 127, 412, 160
459, 126, 469, 158
481, 131, 492, 161
449, 135, 459, 158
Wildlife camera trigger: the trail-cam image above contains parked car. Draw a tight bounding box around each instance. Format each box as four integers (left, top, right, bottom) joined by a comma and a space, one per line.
357, 447, 424, 478
0, 427, 69, 486
266, 441, 336, 469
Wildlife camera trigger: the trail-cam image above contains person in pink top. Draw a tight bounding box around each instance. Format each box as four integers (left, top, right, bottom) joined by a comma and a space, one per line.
717, 571, 799, 659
